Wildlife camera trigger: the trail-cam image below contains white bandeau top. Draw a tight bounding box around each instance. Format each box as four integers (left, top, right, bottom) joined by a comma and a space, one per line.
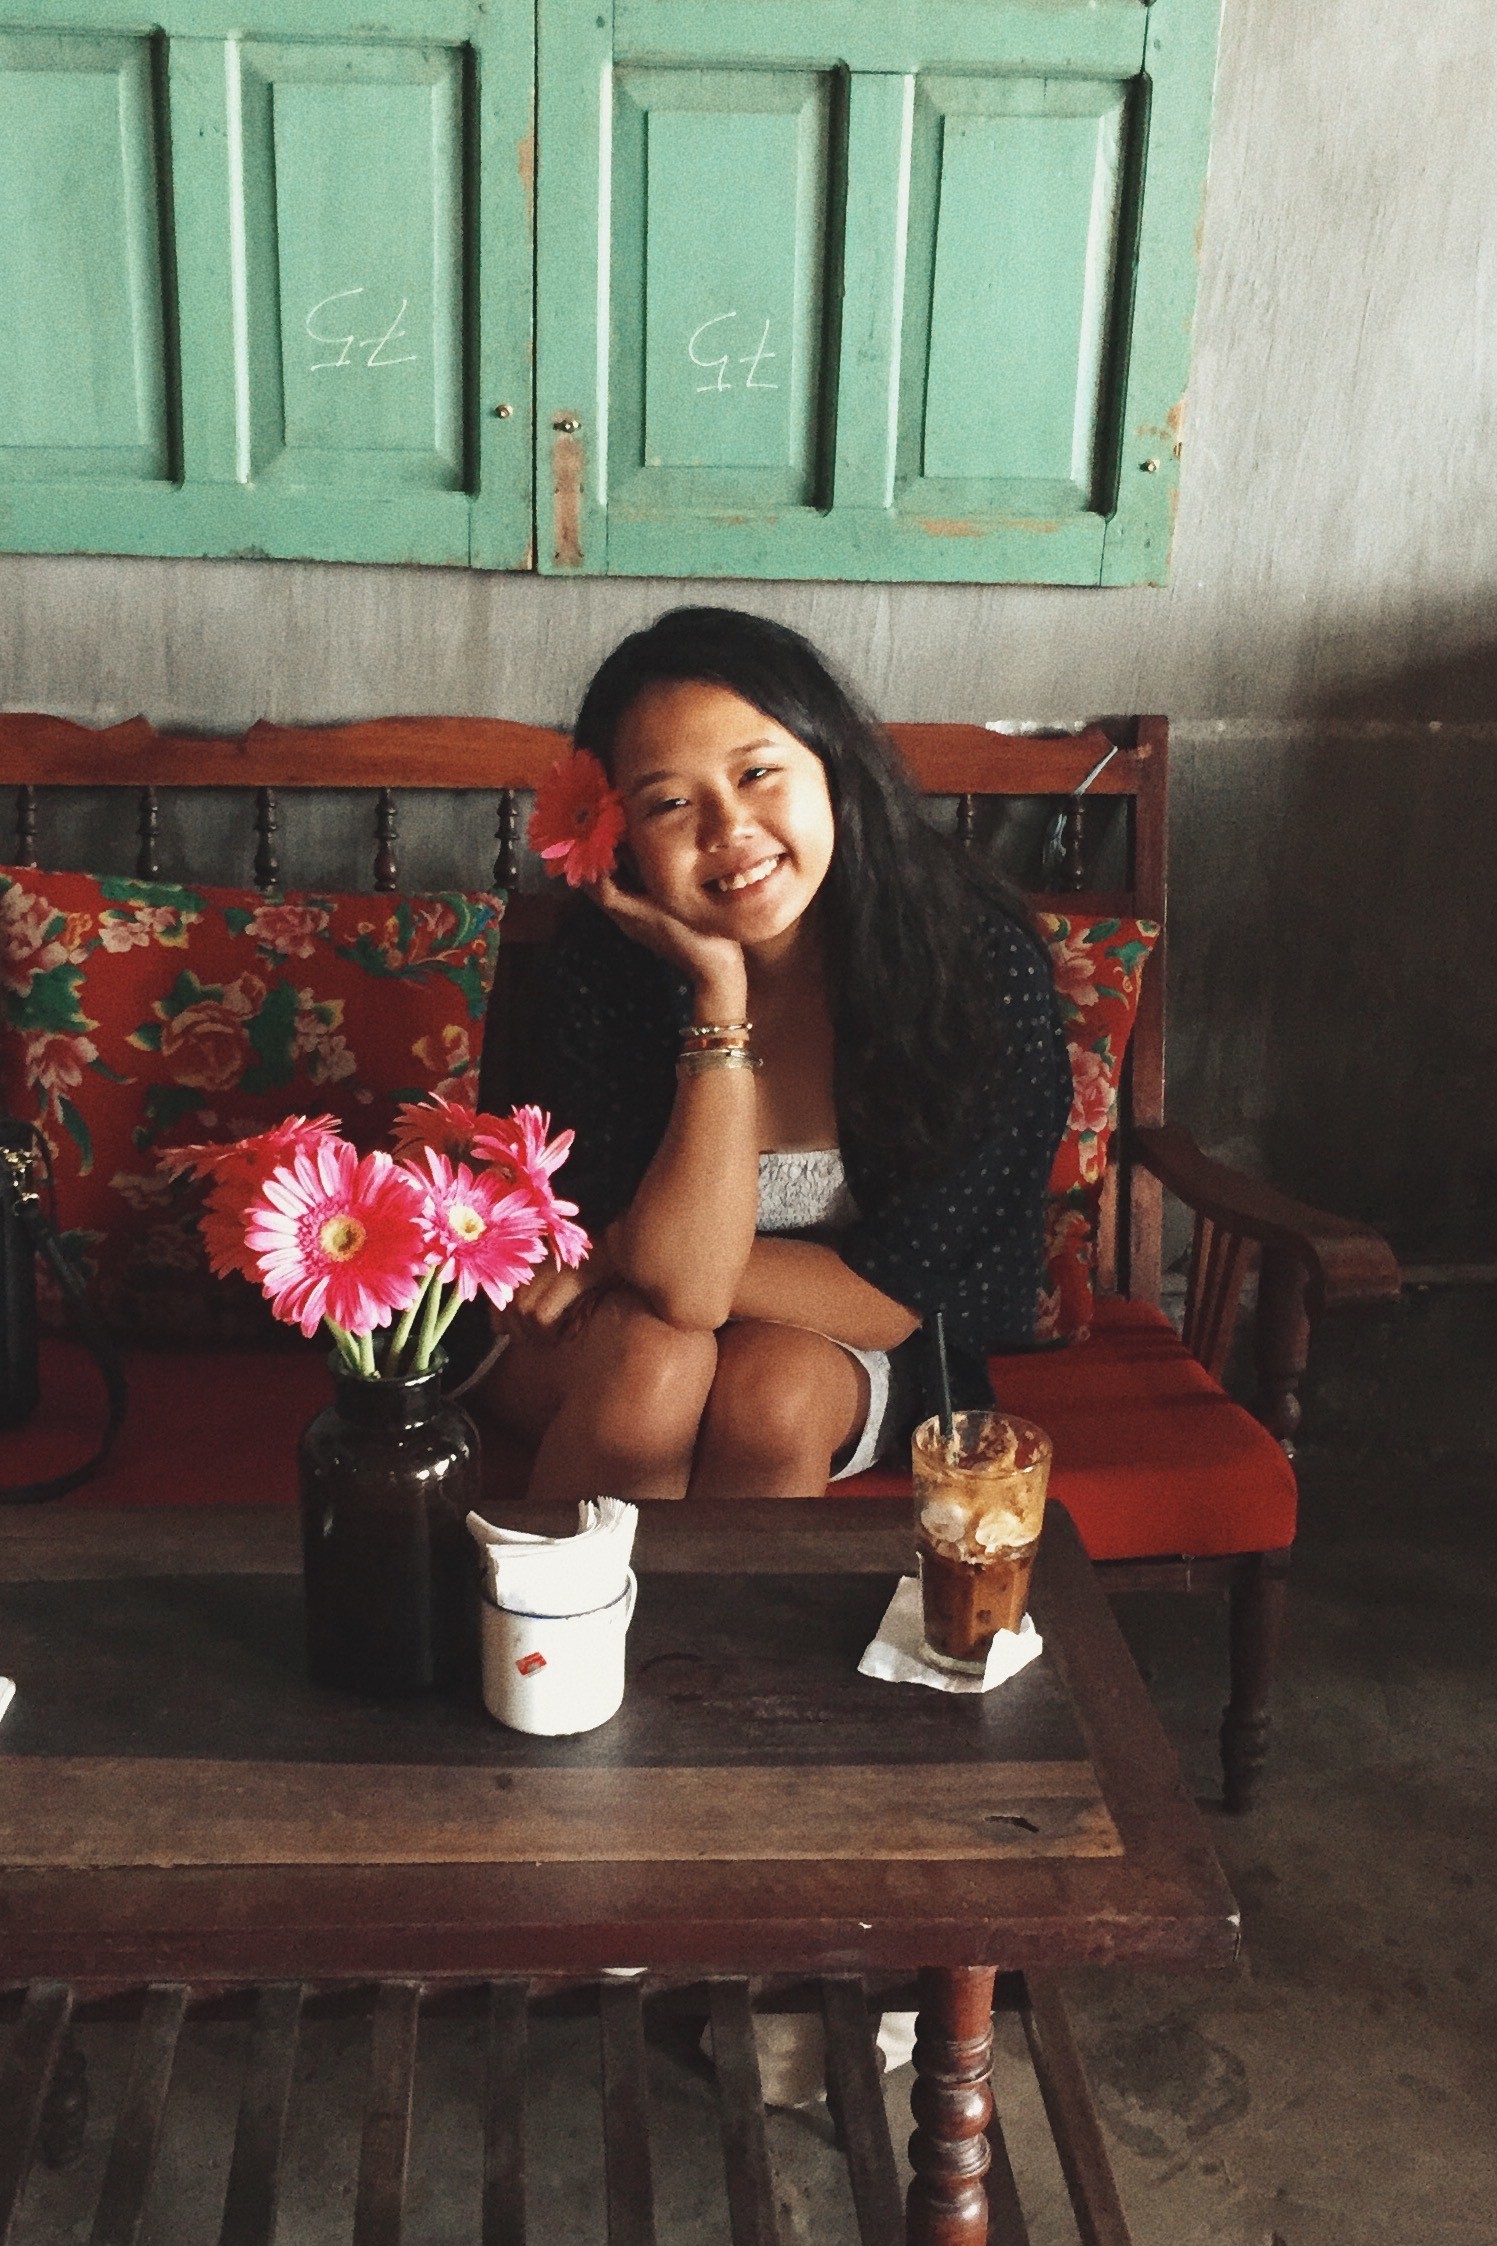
755, 1148, 858, 1236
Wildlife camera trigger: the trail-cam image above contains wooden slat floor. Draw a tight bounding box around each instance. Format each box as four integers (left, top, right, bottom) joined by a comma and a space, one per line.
0, 1975, 1130, 2246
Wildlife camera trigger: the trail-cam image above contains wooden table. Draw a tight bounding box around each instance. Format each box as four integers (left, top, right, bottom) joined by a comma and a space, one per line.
0, 1500, 1237, 2246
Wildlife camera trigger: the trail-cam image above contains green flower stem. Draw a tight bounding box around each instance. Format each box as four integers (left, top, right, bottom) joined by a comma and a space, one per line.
410, 1271, 450, 1375
358, 1331, 376, 1380
385, 1267, 437, 1375
324, 1319, 364, 1375
431, 1290, 467, 1349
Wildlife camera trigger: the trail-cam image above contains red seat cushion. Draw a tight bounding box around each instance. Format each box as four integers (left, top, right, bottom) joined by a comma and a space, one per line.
19, 1339, 329, 1507
14, 1301, 1294, 1558
20, 1339, 538, 1509
838, 1297, 1297, 1561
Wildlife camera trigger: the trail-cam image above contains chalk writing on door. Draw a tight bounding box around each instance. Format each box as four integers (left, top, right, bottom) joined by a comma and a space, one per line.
688, 313, 778, 393
306, 288, 418, 372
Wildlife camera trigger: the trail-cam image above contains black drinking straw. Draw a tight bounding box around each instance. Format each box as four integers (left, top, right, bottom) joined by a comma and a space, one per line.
933, 1309, 956, 1444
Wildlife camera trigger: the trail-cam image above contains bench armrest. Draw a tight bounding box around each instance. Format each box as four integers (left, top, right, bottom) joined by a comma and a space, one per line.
1133, 1124, 1402, 1309
1132, 1123, 1401, 1450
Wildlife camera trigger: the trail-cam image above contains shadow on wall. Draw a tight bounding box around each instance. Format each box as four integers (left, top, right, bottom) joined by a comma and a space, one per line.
1163, 638, 1497, 1263
1259, 644, 1497, 1261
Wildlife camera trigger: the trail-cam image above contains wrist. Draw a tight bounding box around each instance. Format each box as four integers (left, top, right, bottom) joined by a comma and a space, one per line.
690, 967, 749, 1020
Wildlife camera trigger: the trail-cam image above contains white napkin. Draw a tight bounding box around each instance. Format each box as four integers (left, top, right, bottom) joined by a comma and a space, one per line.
858, 1577, 1043, 1694
466, 1498, 638, 1618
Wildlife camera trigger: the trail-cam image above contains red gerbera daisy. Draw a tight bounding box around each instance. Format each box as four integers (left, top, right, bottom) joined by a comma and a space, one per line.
245, 1140, 430, 1339
471, 1104, 590, 1268
390, 1092, 505, 1165
527, 749, 627, 887
160, 1114, 340, 1283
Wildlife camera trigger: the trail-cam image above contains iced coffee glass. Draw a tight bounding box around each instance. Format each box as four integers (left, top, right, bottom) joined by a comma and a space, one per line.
912, 1412, 1053, 1674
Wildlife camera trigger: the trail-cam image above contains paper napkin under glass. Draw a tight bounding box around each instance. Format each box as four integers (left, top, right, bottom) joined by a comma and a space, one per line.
466, 1497, 637, 1618
858, 1576, 1043, 1694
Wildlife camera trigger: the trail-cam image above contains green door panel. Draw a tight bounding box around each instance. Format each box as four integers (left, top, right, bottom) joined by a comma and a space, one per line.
614, 0, 1150, 78
1, 0, 1217, 581
236, 39, 466, 492
0, 30, 173, 485
829, 72, 912, 513
899, 73, 1134, 517
546, 0, 1214, 582
467, 11, 537, 571
0, 0, 533, 568
611, 66, 834, 510
1101, 0, 1223, 585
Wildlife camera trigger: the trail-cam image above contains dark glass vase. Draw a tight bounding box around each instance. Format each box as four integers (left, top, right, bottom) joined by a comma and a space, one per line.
299, 1358, 482, 1700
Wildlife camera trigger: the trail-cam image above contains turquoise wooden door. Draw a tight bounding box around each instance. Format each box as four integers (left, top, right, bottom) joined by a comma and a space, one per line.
0, 28, 175, 500
0, 0, 1218, 578
537, 0, 1220, 583
0, 0, 532, 567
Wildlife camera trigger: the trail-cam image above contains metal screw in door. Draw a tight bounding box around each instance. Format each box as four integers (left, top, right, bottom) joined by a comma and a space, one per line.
553, 414, 581, 433
492, 403, 513, 418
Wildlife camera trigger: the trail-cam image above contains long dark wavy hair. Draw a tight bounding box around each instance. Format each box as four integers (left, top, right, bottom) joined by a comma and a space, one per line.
573, 606, 1034, 1177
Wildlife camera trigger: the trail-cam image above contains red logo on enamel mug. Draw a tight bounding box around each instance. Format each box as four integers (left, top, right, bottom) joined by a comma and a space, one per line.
516, 1652, 547, 1676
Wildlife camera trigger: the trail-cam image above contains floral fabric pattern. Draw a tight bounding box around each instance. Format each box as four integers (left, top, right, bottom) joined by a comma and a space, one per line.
1033, 912, 1161, 1342
0, 869, 502, 1344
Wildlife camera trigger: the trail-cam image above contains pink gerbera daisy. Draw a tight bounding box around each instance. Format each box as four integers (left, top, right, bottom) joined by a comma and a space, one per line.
527, 750, 627, 886
160, 1115, 340, 1283
245, 1140, 430, 1339
471, 1104, 590, 1268
408, 1150, 550, 1307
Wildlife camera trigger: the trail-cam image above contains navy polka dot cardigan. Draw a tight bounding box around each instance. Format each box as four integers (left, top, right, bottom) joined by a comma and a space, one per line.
475, 898, 1071, 1426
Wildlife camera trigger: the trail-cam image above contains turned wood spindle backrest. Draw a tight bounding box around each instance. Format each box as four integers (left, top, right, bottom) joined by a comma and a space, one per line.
0, 713, 1168, 1303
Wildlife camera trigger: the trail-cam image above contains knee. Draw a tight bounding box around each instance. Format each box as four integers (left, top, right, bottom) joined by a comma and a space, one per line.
588, 1290, 717, 1460
702, 1329, 837, 1478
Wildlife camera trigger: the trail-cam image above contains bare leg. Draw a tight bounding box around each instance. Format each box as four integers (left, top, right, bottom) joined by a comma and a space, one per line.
484, 1287, 718, 1502
689, 1321, 869, 1498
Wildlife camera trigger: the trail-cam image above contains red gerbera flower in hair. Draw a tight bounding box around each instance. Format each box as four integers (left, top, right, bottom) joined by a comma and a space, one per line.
527, 750, 627, 886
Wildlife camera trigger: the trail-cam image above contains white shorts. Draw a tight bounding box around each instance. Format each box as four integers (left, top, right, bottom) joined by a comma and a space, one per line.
828, 1340, 908, 1480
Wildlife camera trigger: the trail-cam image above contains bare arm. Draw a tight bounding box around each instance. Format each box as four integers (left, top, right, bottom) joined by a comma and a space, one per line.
589, 875, 760, 1332
730, 1236, 920, 1352
609, 1061, 759, 1330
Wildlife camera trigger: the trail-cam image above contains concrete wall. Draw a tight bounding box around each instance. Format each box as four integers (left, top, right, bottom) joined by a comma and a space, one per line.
2, 0, 1492, 1255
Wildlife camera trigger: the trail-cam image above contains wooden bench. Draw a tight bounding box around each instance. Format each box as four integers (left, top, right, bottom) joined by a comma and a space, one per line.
0, 710, 1402, 1810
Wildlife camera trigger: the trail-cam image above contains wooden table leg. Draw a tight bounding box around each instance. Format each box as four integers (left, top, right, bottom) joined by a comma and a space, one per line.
906, 1965, 997, 2246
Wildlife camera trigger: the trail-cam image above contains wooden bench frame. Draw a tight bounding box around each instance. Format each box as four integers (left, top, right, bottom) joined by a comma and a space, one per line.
1, 708, 1402, 1810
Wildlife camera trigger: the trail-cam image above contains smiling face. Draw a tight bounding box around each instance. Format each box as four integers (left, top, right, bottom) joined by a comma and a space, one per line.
610, 680, 837, 957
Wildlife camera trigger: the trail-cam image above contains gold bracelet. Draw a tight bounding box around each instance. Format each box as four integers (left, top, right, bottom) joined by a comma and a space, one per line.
676, 1047, 761, 1076
680, 1033, 753, 1055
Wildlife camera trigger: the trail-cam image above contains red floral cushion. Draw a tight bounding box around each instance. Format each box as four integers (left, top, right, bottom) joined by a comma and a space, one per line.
0, 869, 502, 1343
1034, 913, 1160, 1343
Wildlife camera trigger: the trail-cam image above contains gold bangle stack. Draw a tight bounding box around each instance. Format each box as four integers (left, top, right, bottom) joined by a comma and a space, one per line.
677, 1019, 761, 1077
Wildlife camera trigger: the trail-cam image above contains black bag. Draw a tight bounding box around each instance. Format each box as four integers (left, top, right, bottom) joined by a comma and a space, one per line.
0, 1114, 127, 1501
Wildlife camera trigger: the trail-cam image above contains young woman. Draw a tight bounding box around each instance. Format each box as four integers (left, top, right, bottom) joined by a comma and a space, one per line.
472, 607, 1071, 1501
